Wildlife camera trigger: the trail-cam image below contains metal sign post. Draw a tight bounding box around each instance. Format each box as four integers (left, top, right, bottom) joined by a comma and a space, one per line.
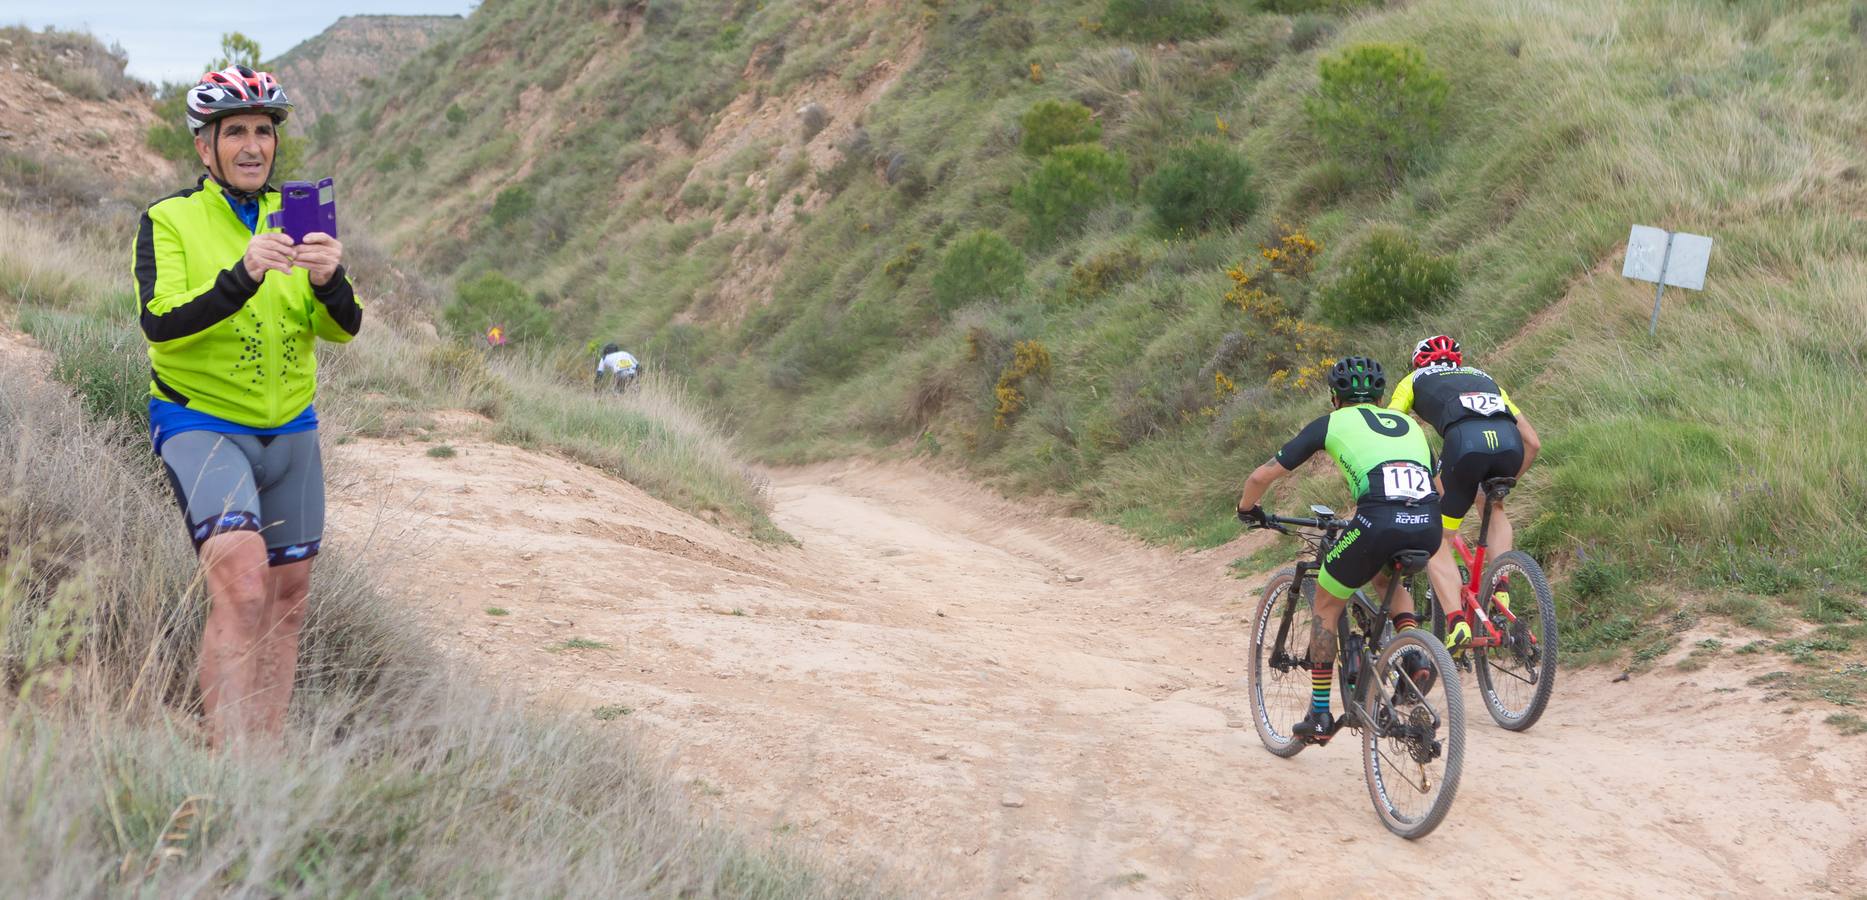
1623, 225, 1713, 336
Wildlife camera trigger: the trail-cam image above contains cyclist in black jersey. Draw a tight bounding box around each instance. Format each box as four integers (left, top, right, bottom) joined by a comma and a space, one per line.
1387, 335, 1542, 649
1236, 355, 1441, 744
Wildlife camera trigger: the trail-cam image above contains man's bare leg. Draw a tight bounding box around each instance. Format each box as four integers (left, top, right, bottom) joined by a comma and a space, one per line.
1488, 499, 1514, 556
1426, 536, 1465, 618
1373, 570, 1418, 620
254, 558, 314, 740
197, 531, 270, 749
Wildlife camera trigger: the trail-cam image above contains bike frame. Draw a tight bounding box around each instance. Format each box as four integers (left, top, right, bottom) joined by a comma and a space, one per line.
1446, 483, 1522, 649
1264, 513, 1438, 739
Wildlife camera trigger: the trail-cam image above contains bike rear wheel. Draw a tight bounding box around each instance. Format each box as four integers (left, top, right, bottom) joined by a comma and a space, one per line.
1248, 568, 1317, 759
1474, 550, 1557, 731
1362, 628, 1464, 839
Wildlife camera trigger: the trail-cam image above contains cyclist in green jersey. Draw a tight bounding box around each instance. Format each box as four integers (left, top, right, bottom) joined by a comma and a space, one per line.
1387, 335, 1542, 650
1236, 356, 1442, 744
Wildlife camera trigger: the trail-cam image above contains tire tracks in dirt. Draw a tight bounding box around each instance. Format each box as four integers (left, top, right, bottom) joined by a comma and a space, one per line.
326, 432, 1866, 898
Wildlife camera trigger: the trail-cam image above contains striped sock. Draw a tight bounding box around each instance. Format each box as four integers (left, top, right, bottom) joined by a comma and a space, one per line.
1392, 611, 1419, 632
1310, 664, 1333, 716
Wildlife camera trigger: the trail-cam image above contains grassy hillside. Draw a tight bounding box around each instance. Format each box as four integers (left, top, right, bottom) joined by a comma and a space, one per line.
0, 25, 840, 889
268, 14, 466, 129
323, 0, 1865, 673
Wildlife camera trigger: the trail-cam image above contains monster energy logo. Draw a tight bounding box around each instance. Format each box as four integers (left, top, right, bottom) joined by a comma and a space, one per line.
1483, 429, 1499, 450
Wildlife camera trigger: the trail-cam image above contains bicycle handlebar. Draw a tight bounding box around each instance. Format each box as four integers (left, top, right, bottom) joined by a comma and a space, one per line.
1260, 512, 1353, 533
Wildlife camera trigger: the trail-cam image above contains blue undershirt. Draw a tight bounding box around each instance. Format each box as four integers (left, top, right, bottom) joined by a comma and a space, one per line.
150, 400, 318, 454
227, 190, 260, 233
148, 187, 313, 454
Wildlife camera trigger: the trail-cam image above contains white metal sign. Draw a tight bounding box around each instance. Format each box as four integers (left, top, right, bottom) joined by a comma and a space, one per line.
1623, 225, 1714, 335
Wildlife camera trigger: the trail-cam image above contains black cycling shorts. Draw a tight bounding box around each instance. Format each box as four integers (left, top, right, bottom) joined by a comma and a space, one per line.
1437, 418, 1525, 528
1319, 502, 1442, 598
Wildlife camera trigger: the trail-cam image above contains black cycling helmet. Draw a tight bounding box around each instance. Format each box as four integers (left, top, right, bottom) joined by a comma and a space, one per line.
600, 342, 620, 356
1328, 355, 1386, 403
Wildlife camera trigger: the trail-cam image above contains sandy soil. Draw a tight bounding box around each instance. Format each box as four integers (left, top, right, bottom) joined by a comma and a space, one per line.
326, 425, 1867, 898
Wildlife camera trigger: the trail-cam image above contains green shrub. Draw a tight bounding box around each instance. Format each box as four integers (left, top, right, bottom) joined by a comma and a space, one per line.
1318, 225, 1459, 324
1012, 143, 1130, 244
1102, 0, 1225, 42
1020, 100, 1101, 157
490, 186, 535, 228
443, 271, 553, 342
1307, 42, 1450, 183
1142, 140, 1259, 235
932, 230, 1025, 312
445, 102, 469, 125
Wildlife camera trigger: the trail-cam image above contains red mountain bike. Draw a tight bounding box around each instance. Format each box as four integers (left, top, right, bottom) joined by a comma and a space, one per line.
1426, 477, 1558, 731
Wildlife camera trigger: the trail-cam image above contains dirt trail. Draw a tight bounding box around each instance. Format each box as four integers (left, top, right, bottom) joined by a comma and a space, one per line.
327, 426, 1866, 898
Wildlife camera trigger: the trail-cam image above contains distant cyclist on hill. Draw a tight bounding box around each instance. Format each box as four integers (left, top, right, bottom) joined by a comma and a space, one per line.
1386, 335, 1542, 652
594, 342, 641, 394
133, 65, 361, 749
1235, 356, 1441, 745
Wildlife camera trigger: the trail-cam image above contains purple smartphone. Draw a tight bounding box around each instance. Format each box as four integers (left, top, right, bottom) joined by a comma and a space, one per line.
267, 178, 338, 243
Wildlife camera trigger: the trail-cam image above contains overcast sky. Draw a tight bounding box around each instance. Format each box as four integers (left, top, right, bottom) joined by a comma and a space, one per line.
10, 3, 477, 85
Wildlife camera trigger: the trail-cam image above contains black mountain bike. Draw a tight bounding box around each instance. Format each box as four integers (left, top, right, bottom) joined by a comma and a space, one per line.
1245, 505, 1465, 839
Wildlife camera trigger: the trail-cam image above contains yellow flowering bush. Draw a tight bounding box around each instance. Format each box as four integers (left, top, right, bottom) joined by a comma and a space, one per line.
994, 340, 1053, 428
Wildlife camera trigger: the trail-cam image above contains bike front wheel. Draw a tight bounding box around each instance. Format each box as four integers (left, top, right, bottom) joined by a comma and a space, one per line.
1248, 568, 1317, 759
1474, 550, 1558, 731
1362, 628, 1464, 839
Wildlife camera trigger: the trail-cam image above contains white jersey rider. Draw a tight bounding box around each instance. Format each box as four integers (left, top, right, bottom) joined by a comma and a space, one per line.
595, 342, 640, 391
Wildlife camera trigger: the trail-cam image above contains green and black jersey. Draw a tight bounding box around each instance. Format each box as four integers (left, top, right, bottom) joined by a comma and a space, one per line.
131, 175, 362, 428
1275, 404, 1439, 505
1386, 364, 1522, 436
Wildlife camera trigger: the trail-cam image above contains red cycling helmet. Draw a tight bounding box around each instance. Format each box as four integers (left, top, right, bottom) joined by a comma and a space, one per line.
185, 65, 292, 133
1412, 334, 1462, 369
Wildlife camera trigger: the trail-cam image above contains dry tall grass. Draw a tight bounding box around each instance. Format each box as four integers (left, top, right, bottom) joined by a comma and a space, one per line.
0, 150, 858, 894
0, 303, 871, 899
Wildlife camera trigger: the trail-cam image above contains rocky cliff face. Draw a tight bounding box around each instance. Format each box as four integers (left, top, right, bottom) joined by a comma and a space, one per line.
0, 26, 170, 185
269, 15, 466, 128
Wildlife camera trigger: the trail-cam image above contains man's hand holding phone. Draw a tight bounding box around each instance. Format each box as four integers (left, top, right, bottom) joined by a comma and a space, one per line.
294, 233, 344, 287
242, 233, 296, 282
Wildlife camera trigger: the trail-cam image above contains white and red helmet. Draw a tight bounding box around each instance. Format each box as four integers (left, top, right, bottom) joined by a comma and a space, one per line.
1412, 334, 1463, 369
185, 65, 292, 133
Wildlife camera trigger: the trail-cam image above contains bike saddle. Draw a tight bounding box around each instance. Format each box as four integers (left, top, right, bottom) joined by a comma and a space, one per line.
1482, 477, 1516, 500
1389, 549, 1432, 575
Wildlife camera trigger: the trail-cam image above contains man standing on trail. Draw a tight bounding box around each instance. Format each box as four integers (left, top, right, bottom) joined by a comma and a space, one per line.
132, 66, 361, 749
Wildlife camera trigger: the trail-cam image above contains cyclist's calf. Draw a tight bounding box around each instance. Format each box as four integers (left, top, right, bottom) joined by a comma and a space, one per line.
1310, 591, 1344, 664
